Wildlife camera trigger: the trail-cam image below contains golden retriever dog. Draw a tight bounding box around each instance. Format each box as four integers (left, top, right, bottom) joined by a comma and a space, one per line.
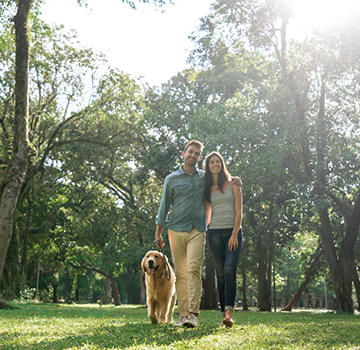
141, 250, 176, 324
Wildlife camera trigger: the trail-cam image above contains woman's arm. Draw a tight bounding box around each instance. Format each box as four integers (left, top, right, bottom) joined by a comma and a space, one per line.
205, 200, 212, 227
228, 184, 243, 251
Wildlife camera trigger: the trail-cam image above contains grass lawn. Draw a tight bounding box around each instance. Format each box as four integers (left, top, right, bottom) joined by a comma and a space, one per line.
0, 303, 359, 349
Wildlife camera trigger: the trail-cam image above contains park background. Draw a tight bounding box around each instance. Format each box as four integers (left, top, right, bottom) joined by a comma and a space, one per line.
1, 0, 360, 323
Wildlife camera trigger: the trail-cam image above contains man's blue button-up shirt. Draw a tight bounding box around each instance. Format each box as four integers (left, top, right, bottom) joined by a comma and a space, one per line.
155, 166, 206, 232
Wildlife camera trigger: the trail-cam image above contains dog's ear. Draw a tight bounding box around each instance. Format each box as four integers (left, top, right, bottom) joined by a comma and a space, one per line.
161, 253, 168, 272
141, 256, 147, 273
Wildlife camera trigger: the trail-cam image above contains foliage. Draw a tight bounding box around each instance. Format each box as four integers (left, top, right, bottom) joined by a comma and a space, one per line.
1, 0, 360, 311
19, 287, 36, 301
186, 0, 360, 312
0, 14, 154, 302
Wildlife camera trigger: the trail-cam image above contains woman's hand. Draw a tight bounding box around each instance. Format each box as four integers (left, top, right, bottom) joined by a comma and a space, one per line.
228, 232, 239, 251
231, 177, 242, 187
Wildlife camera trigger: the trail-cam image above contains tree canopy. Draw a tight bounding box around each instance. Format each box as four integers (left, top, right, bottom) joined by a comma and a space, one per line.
1, 0, 359, 313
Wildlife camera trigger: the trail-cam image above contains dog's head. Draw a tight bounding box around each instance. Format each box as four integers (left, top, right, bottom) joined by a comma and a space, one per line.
141, 250, 168, 277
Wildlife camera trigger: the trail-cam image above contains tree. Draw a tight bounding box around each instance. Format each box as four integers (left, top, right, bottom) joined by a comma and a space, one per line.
1, 15, 109, 296
1, 0, 173, 304
0, 0, 32, 280
282, 248, 324, 311
189, 0, 360, 313
276, 19, 360, 313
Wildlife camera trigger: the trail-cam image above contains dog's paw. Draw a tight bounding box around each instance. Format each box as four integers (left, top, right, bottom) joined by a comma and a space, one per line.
150, 317, 158, 324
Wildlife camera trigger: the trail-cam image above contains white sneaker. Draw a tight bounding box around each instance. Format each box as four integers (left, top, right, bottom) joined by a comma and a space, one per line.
184, 314, 198, 328
173, 316, 188, 327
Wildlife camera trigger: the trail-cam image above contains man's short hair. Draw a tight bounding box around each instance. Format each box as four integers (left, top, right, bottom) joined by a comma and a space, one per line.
183, 140, 204, 153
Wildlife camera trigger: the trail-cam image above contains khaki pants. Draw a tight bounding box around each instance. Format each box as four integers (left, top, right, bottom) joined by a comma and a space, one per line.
168, 228, 205, 317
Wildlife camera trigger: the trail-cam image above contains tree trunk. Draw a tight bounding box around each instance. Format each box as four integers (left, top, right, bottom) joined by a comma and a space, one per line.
62, 267, 72, 303
0, 299, 19, 310
2, 226, 22, 299
200, 249, 217, 310
70, 262, 121, 305
106, 277, 112, 299
257, 232, 272, 312
242, 271, 248, 311
140, 274, 146, 305
316, 85, 357, 313
0, 0, 31, 280
258, 254, 271, 311
319, 207, 354, 313
273, 259, 276, 312
109, 276, 121, 306
315, 83, 357, 313
21, 187, 34, 283
282, 249, 323, 311
1, 274, 9, 300
337, 191, 360, 312
52, 281, 58, 303
353, 264, 360, 312
249, 212, 272, 311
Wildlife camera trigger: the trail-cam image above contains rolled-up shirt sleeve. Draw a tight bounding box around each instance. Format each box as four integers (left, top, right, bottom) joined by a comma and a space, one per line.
155, 176, 172, 227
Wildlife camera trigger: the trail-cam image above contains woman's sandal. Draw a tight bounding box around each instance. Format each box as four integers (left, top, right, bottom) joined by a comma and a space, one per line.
222, 316, 234, 328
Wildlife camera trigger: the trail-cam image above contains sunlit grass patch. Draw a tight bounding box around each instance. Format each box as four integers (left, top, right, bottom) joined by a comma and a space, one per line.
0, 303, 359, 349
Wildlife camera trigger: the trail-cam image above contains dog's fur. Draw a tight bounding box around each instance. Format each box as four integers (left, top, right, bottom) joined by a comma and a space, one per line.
141, 250, 176, 324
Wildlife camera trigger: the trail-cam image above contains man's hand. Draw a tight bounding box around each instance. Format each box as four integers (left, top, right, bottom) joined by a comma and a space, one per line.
232, 177, 243, 187
155, 235, 165, 250
155, 225, 165, 250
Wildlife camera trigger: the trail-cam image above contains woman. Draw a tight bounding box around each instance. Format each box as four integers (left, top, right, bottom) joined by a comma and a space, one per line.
204, 151, 243, 327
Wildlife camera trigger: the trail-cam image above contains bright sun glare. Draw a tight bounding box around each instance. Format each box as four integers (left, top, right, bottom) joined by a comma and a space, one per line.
288, 0, 360, 39
292, 0, 360, 26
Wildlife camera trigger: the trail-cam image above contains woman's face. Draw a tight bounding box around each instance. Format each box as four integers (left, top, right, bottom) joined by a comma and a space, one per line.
208, 155, 222, 174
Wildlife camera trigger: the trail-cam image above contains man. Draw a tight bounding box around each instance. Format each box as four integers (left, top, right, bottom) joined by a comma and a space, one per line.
155, 140, 241, 328
155, 139, 205, 328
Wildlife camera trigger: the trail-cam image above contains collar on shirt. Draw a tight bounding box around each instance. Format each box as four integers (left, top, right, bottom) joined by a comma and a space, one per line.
178, 166, 200, 176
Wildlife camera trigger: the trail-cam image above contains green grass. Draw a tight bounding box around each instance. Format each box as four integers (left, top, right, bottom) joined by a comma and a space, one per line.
0, 303, 359, 349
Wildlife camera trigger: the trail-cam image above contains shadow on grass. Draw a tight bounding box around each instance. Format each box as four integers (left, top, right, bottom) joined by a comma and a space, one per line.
1, 304, 360, 349
4, 319, 221, 349
1, 302, 147, 320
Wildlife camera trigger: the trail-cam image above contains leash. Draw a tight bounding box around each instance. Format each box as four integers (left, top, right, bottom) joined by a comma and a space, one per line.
154, 240, 171, 281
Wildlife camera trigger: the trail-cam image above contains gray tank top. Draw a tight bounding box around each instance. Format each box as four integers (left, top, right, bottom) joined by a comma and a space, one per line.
208, 182, 235, 229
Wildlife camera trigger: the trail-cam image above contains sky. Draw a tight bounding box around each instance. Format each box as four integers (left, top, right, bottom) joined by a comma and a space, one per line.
40, 0, 360, 87
41, 0, 214, 86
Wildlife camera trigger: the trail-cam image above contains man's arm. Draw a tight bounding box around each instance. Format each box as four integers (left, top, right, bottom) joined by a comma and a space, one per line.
154, 177, 171, 249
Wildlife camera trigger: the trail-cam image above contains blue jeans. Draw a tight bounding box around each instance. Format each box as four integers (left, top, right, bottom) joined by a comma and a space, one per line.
207, 228, 243, 313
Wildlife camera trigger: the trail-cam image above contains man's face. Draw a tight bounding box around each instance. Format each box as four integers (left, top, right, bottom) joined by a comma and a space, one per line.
182, 145, 201, 167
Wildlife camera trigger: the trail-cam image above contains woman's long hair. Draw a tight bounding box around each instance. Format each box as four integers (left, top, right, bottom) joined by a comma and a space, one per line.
204, 151, 232, 203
